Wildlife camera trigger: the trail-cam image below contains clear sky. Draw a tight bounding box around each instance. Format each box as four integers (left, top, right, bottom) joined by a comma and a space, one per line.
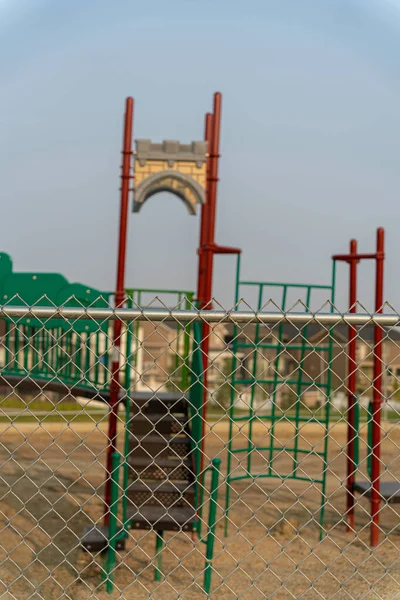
1, 0, 400, 311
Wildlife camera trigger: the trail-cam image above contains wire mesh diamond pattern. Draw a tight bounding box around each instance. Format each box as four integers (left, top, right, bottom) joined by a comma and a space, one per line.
0, 298, 400, 599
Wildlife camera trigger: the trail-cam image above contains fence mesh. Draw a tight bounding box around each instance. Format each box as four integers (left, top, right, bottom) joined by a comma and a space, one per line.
1, 298, 400, 599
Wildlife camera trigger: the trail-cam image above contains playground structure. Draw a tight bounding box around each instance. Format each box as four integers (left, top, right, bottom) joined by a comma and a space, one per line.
332, 227, 387, 548
0, 92, 239, 593
91, 92, 240, 592
0, 91, 396, 596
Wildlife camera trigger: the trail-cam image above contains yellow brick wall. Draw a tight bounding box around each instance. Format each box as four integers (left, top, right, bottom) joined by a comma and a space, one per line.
135, 159, 206, 189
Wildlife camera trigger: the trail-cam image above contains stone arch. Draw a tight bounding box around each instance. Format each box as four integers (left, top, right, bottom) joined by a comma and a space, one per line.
133, 170, 206, 215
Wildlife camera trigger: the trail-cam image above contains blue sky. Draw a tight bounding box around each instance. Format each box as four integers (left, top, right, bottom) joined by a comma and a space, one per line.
1, 0, 400, 310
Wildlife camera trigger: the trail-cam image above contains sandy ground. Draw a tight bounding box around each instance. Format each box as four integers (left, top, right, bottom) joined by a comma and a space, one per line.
1, 418, 400, 599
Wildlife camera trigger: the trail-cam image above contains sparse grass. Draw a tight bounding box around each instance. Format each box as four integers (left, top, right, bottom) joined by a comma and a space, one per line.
0, 395, 107, 422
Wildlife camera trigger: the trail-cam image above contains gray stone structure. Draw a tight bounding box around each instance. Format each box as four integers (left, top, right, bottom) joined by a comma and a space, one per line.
133, 139, 207, 215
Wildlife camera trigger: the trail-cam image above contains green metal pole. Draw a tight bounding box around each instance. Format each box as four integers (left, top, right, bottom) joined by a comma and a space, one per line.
319, 267, 336, 539
204, 457, 221, 595
23, 326, 29, 373
353, 397, 360, 471
190, 320, 203, 520
13, 325, 19, 373
154, 530, 164, 582
94, 331, 100, 387
133, 291, 141, 377
175, 293, 182, 379
84, 331, 91, 383
122, 295, 133, 528
268, 286, 288, 475
293, 286, 312, 476
124, 296, 134, 391
51, 329, 57, 376
247, 284, 263, 474
49, 328, 54, 376
182, 292, 194, 391
43, 327, 48, 374
225, 253, 241, 537
104, 451, 121, 594
121, 398, 130, 530
40, 327, 45, 374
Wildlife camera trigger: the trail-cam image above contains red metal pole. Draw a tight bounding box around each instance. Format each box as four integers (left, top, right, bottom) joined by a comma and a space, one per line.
203, 91, 222, 308
370, 227, 385, 547
200, 93, 222, 471
346, 239, 358, 531
197, 112, 213, 306
196, 95, 240, 475
104, 97, 134, 523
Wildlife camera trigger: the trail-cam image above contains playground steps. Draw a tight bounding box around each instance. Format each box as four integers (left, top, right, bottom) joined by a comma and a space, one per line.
129, 433, 191, 461
130, 391, 188, 414
126, 505, 196, 532
354, 481, 400, 503
127, 391, 197, 532
131, 412, 187, 435
81, 525, 126, 553
129, 456, 193, 481
81, 391, 197, 553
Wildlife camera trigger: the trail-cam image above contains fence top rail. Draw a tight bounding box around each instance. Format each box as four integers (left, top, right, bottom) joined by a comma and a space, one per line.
0, 305, 399, 326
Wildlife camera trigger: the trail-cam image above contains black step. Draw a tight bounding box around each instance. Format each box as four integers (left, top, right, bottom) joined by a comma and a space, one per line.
130, 392, 188, 415
129, 413, 188, 435
127, 480, 195, 508
129, 433, 191, 461
127, 505, 197, 532
81, 525, 126, 553
128, 456, 193, 482
353, 481, 400, 503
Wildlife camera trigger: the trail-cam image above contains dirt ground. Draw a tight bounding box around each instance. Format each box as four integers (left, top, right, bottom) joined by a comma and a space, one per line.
1, 418, 400, 599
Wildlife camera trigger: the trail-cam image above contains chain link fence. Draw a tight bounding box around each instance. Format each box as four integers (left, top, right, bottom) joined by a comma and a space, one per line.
1, 299, 400, 599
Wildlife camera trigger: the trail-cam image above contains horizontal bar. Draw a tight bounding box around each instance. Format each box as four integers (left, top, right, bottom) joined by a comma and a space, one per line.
231, 414, 328, 424
204, 244, 241, 255
231, 446, 325, 456
332, 253, 377, 262
125, 288, 193, 296
228, 474, 323, 484
239, 281, 333, 290
232, 378, 329, 387
235, 343, 330, 351
0, 306, 397, 326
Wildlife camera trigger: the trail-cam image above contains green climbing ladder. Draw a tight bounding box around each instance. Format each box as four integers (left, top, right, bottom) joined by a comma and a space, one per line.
225, 255, 336, 537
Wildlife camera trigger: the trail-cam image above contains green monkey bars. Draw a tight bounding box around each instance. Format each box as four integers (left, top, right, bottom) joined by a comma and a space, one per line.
225, 255, 336, 537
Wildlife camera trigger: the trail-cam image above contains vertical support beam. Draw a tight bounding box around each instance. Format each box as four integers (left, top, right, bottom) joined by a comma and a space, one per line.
121, 294, 133, 529
104, 451, 121, 594
197, 112, 213, 307
347, 239, 358, 531
200, 93, 222, 473
293, 286, 312, 476
371, 227, 385, 547
203, 92, 222, 307
248, 284, 263, 474
224, 253, 241, 537
104, 97, 134, 524
154, 530, 164, 582
204, 457, 221, 595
